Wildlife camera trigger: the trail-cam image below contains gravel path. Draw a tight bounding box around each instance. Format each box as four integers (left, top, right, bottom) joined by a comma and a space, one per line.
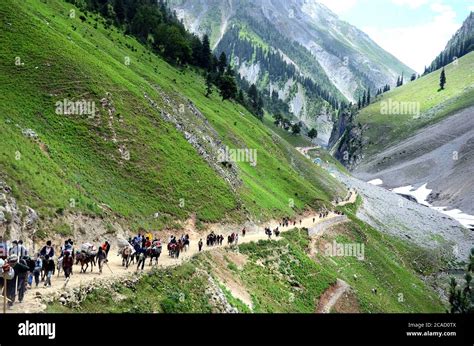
308, 216, 349, 237
316, 279, 350, 313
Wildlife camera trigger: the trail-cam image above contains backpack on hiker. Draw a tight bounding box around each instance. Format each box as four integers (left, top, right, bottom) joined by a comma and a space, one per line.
34, 258, 42, 273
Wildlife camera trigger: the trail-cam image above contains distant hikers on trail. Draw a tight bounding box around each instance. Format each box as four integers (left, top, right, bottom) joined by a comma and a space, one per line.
227, 233, 238, 245
265, 227, 272, 239
206, 232, 224, 247
0, 206, 346, 310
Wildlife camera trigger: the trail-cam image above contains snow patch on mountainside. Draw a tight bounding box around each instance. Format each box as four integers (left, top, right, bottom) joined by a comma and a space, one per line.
392, 184, 474, 229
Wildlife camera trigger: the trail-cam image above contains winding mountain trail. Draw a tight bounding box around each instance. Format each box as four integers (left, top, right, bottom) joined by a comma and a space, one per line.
308, 216, 349, 237
316, 279, 350, 313
12, 191, 357, 313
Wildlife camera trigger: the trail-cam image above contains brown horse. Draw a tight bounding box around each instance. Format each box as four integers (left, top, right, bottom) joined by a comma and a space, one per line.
120, 246, 133, 269
146, 246, 162, 266
75, 252, 96, 273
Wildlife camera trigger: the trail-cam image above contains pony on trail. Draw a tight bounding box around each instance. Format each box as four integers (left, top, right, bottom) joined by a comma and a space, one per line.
57, 256, 63, 277
75, 252, 96, 273
120, 246, 133, 269
274, 228, 280, 237
146, 245, 162, 266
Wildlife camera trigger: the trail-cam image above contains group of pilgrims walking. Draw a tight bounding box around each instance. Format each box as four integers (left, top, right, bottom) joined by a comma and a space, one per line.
0, 235, 110, 310
0, 207, 345, 310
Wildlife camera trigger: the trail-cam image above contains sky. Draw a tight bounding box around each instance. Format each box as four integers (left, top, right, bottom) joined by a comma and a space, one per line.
317, 0, 474, 73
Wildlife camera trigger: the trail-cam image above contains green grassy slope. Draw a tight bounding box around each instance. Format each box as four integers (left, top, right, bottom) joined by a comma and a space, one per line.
357, 52, 474, 155
0, 0, 344, 232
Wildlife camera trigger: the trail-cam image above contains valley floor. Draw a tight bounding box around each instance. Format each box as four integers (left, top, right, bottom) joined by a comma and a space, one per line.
353, 105, 474, 218
334, 171, 474, 261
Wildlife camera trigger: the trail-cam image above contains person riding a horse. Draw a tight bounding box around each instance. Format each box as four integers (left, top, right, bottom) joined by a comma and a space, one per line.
146, 240, 162, 266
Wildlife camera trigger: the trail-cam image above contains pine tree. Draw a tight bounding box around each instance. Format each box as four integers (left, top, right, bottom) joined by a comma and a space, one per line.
247, 84, 259, 110
218, 75, 237, 100
237, 89, 245, 104
440, 68, 446, 90
218, 52, 227, 75
205, 73, 213, 97
291, 123, 301, 135
201, 34, 212, 70
257, 96, 264, 118
367, 89, 371, 105
273, 114, 283, 127
308, 128, 318, 140
114, 0, 125, 24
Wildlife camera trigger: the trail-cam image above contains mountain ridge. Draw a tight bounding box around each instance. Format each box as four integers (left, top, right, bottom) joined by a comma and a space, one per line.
168, 0, 415, 144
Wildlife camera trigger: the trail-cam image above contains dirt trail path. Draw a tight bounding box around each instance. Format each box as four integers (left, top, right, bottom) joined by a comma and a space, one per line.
336, 189, 357, 206
316, 279, 350, 313
12, 192, 357, 313
308, 216, 349, 237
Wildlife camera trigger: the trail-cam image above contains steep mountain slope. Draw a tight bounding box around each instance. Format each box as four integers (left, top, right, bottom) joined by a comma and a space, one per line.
353, 105, 474, 216
168, 0, 415, 143
353, 13, 474, 216
426, 11, 474, 74
0, 0, 346, 243
331, 51, 474, 222
333, 52, 474, 165
0, 0, 465, 316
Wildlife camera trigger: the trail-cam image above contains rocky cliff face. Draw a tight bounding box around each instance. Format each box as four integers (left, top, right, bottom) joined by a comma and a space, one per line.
169, 0, 414, 100
328, 110, 365, 169
0, 180, 38, 248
